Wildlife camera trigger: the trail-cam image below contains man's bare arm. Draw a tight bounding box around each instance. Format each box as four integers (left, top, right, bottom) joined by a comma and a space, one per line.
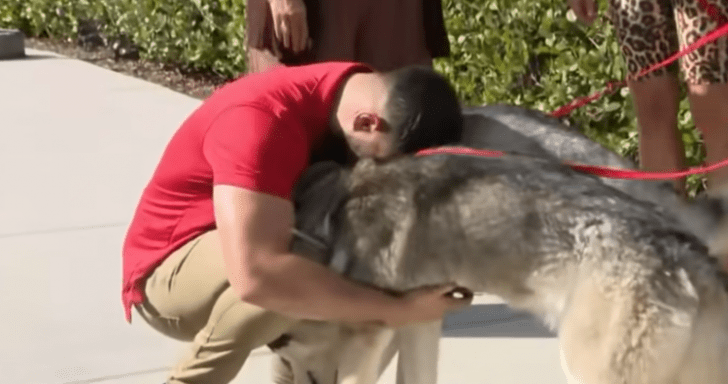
213, 185, 469, 327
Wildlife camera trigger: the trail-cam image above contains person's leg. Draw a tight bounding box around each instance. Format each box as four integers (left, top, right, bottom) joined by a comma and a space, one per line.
136, 230, 298, 384
609, 0, 687, 194
675, 0, 728, 190
168, 286, 299, 384
627, 75, 686, 194
686, 83, 728, 189
135, 232, 226, 342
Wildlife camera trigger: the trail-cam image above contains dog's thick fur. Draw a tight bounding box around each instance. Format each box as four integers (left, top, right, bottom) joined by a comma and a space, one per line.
458, 105, 728, 261
272, 105, 728, 384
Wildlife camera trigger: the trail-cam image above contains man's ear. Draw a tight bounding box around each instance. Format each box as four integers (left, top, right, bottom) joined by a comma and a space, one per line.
353, 113, 389, 133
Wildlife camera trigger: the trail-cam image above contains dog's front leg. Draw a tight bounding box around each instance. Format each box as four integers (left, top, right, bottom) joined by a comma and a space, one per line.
338, 326, 397, 384
395, 320, 443, 384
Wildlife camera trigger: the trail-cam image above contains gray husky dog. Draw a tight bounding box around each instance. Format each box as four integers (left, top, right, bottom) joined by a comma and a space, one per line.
459, 105, 728, 257
270, 105, 728, 384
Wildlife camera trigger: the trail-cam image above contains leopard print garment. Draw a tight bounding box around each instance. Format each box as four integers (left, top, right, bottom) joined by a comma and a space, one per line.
608, 0, 728, 83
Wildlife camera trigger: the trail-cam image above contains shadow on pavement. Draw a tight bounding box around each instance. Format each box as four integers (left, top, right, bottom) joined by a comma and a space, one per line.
442, 304, 556, 338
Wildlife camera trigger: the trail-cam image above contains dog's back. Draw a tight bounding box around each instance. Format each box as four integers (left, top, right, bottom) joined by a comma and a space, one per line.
282, 106, 728, 384
330, 153, 728, 383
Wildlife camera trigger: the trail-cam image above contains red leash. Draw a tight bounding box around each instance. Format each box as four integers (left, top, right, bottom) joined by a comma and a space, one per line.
415, 146, 728, 181
698, 0, 728, 25
416, 147, 505, 158
550, 0, 728, 118
568, 158, 728, 180
423, 1, 728, 181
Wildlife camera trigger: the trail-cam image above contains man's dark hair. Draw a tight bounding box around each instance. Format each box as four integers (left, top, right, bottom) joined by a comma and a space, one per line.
383, 66, 464, 153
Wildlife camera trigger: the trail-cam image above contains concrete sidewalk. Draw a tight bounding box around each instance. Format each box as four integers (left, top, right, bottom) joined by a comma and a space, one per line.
0, 49, 567, 384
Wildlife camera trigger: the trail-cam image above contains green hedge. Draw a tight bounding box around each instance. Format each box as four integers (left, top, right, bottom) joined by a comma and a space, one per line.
0, 0, 706, 193
435, 0, 704, 193
0, 0, 249, 74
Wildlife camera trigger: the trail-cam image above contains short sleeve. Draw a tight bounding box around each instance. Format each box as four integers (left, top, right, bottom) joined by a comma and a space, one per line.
202, 106, 309, 199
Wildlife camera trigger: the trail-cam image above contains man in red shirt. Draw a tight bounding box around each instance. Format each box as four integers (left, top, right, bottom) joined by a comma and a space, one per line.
122, 62, 467, 384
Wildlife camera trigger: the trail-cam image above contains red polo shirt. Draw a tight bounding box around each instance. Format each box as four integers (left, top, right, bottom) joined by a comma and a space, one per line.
122, 62, 371, 322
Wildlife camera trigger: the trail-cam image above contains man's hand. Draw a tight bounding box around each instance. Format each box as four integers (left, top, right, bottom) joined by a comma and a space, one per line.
268, 0, 310, 53
568, 0, 598, 25
384, 284, 473, 328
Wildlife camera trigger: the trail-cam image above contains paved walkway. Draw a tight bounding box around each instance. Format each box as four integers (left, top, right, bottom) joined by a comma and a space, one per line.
0, 49, 567, 384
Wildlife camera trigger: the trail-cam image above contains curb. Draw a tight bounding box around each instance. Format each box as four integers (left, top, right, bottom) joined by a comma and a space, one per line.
0, 29, 26, 60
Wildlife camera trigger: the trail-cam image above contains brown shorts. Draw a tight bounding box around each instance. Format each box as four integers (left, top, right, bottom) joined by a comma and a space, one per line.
609, 0, 728, 83
245, 0, 450, 72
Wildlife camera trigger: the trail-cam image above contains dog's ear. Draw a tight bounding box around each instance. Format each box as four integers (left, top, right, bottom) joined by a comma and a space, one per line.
291, 161, 350, 264
293, 161, 344, 202
460, 114, 557, 161
292, 161, 348, 232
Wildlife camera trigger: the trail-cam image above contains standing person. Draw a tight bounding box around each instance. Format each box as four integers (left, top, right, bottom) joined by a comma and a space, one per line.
122, 62, 468, 384
568, 0, 728, 195
245, 0, 450, 73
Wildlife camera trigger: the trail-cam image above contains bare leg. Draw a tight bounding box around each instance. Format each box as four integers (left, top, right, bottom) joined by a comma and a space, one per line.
686, 82, 728, 190
627, 74, 686, 195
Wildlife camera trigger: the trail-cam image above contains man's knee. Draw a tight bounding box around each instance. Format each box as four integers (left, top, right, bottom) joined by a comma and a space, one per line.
204, 289, 299, 350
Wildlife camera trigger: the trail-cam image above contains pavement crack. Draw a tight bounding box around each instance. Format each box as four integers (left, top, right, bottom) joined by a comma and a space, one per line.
61, 367, 172, 383
0, 222, 127, 239
58, 349, 273, 383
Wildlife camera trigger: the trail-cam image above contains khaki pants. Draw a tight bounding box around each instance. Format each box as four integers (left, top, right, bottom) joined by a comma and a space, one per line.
135, 230, 299, 384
